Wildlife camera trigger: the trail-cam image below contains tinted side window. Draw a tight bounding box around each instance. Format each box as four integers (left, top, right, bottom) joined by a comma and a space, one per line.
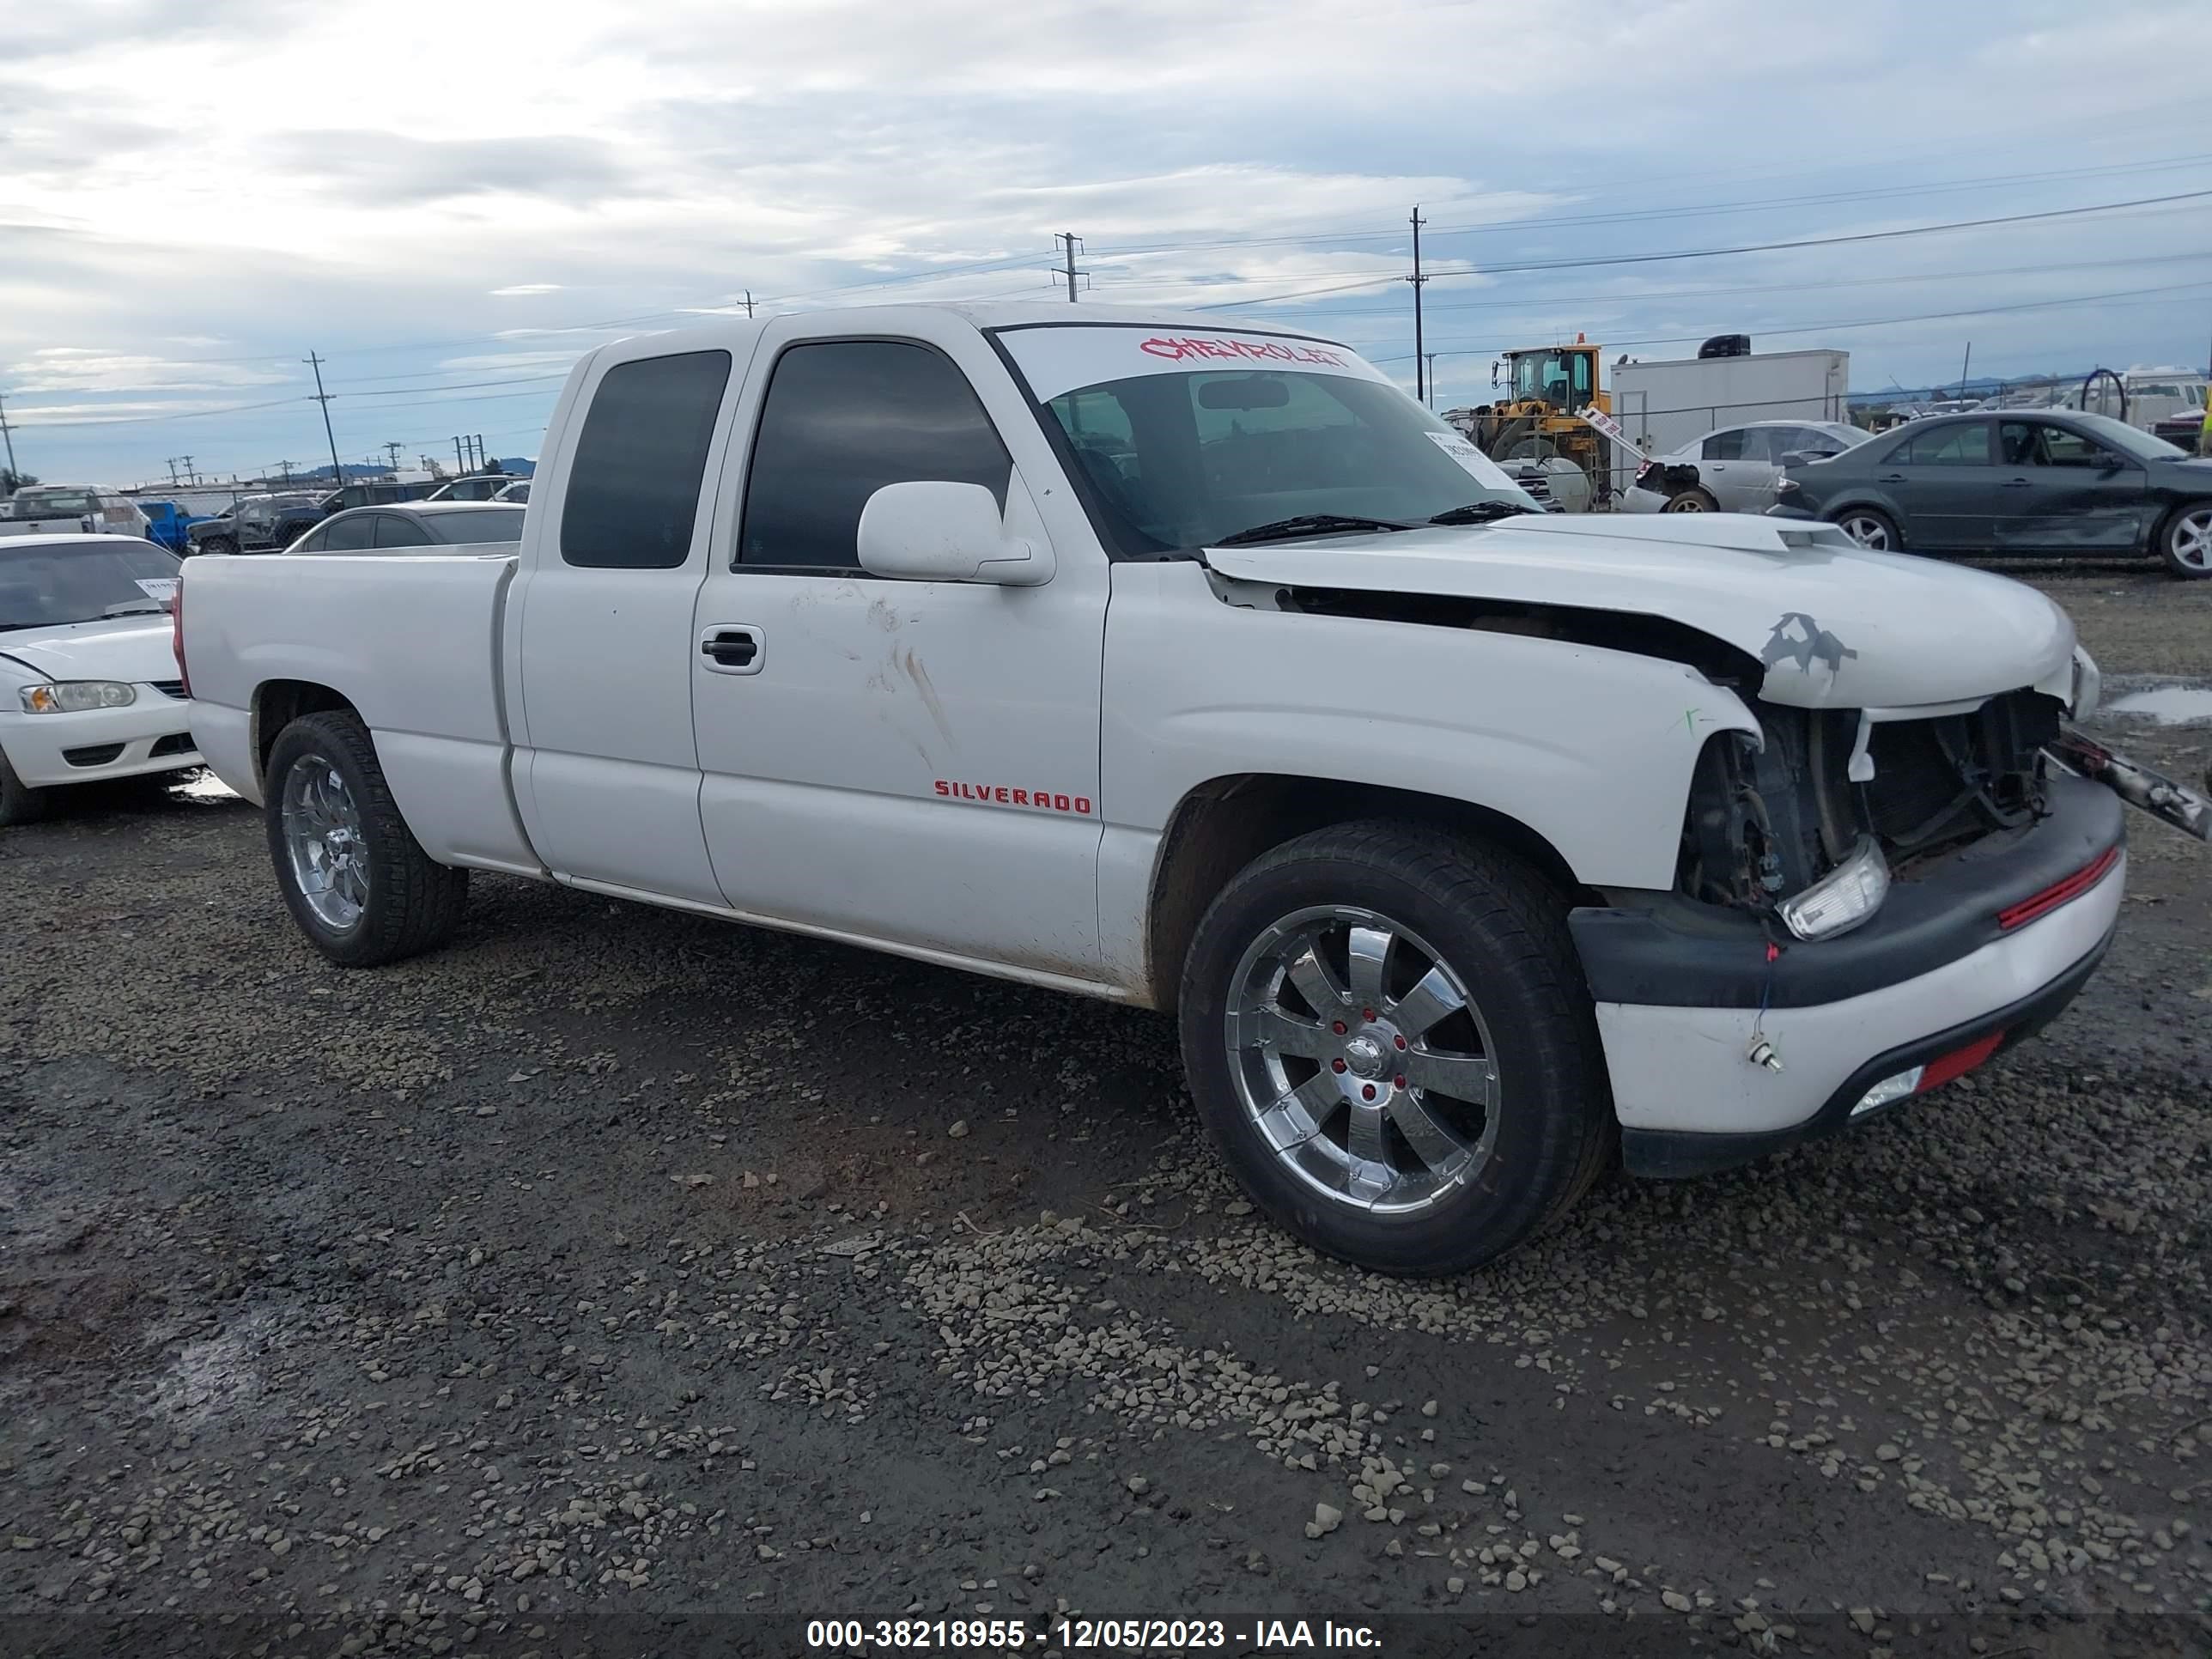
375, 514, 433, 548
739, 341, 1012, 570
294, 526, 329, 553
561, 349, 732, 569
1904, 422, 1990, 465
1702, 428, 1746, 461
324, 514, 375, 550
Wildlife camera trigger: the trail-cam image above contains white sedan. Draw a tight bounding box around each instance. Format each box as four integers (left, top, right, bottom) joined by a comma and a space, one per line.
0, 534, 203, 825
1621, 420, 1870, 514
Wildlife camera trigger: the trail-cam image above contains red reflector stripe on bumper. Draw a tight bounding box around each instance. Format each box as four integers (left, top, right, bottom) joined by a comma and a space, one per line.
1916, 1029, 2005, 1093
1996, 845, 2118, 932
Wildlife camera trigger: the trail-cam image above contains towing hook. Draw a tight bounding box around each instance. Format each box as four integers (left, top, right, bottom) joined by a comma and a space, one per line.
2046, 729, 2211, 843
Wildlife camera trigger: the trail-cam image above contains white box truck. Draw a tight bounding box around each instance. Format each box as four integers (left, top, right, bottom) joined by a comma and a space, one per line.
1607, 349, 1850, 499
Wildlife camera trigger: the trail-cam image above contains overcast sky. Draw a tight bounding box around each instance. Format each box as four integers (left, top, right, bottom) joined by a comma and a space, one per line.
4, 0, 2210, 485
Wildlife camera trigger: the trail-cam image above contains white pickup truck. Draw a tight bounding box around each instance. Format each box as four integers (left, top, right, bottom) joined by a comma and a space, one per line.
180, 302, 2168, 1275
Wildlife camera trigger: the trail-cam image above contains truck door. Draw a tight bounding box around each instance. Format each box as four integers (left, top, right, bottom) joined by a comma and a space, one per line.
509, 344, 747, 904
689, 319, 1108, 977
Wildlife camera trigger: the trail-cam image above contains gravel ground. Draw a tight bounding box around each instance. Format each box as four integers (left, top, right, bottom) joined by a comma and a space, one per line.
2, 567, 2207, 1658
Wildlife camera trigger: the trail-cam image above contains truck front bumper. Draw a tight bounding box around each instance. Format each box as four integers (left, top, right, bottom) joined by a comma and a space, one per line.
1569, 775, 2124, 1177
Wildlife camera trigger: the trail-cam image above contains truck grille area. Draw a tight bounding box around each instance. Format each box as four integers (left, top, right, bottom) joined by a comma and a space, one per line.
1863, 690, 2061, 860
1677, 690, 2065, 911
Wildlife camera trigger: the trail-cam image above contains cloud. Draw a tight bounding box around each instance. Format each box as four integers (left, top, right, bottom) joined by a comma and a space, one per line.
269, 131, 636, 206
3, 0, 2209, 479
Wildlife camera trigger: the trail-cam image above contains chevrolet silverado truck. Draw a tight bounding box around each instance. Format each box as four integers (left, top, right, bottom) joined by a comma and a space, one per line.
176, 302, 2202, 1276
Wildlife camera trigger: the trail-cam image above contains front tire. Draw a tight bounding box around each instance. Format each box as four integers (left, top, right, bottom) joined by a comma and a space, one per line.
264, 710, 467, 967
2156, 503, 2212, 579
202, 535, 239, 556
1178, 822, 1614, 1276
0, 747, 52, 827
1662, 487, 1719, 514
1832, 507, 1900, 552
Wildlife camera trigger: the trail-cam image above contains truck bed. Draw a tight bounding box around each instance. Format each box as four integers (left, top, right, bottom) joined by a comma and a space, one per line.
183, 548, 538, 873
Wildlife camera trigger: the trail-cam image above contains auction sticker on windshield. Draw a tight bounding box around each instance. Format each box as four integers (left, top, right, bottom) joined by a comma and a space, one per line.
1424, 430, 1520, 490
994, 324, 1389, 403
134, 578, 179, 602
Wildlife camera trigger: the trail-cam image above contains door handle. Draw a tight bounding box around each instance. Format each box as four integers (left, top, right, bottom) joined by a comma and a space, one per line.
1876, 473, 1907, 483
699, 626, 763, 675
2002, 477, 2033, 488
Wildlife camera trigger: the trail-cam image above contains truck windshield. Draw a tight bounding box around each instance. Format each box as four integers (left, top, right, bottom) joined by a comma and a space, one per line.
0, 540, 180, 631
1036, 366, 1534, 555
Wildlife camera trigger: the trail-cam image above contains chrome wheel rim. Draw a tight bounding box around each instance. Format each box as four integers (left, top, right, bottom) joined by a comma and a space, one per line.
1662, 494, 1707, 513
281, 753, 368, 930
2172, 509, 2212, 571
1225, 906, 1500, 1218
1839, 513, 1891, 550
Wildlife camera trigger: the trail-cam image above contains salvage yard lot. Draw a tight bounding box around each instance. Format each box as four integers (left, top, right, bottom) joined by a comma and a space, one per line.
2, 566, 2207, 1656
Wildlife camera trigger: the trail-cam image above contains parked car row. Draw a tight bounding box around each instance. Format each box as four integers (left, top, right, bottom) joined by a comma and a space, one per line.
1624, 410, 2212, 579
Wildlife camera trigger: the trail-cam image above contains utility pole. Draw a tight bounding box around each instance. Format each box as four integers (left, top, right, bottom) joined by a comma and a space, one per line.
0, 392, 18, 483
166, 458, 181, 489
476, 434, 487, 471
1424, 354, 1439, 405
180, 454, 197, 486
384, 441, 403, 474
1054, 232, 1087, 302
305, 352, 343, 484
454, 437, 466, 474
277, 460, 293, 486
1958, 341, 1972, 403
1407, 207, 1430, 406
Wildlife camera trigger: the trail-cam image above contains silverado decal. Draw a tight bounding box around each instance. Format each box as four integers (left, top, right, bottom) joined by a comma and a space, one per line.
935, 780, 1093, 816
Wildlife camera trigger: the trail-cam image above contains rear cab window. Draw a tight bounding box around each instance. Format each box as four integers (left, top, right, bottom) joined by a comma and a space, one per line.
561, 349, 732, 569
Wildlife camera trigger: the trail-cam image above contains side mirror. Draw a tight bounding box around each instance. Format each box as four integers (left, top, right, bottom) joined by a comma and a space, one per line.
856, 481, 1054, 586
1778, 451, 1809, 469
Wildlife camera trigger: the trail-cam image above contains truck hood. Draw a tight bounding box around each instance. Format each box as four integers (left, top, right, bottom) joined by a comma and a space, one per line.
1201, 512, 2077, 712
0, 617, 179, 684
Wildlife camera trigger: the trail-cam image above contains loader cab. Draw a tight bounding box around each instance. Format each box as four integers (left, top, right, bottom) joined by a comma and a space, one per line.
1497, 344, 1598, 412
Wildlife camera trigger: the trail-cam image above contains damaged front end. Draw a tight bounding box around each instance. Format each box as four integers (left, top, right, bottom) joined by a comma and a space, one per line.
1679, 692, 2070, 938
1680, 684, 2206, 945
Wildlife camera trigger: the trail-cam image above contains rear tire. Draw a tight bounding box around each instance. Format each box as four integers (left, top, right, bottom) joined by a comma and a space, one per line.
264, 710, 467, 967
202, 535, 239, 556
1178, 821, 1614, 1276
2155, 503, 2212, 579
1662, 487, 1719, 514
1832, 507, 1899, 552
0, 748, 52, 827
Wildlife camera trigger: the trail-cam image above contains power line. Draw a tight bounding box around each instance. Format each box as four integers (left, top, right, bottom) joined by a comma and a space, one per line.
1371, 278, 2212, 363
1194, 187, 2212, 310
1308, 249, 2212, 320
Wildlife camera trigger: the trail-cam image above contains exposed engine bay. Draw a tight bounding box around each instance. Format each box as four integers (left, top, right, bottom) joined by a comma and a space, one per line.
1676, 693, 2063, 913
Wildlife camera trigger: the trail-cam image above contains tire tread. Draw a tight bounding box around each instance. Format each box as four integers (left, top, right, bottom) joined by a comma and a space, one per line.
264, 710, 467, 967
1178, 819, 1615, 1275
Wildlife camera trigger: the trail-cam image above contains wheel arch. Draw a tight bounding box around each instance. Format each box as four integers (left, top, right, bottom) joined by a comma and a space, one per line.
252, 679, 362, 792
1142, 774, 1589, 1012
